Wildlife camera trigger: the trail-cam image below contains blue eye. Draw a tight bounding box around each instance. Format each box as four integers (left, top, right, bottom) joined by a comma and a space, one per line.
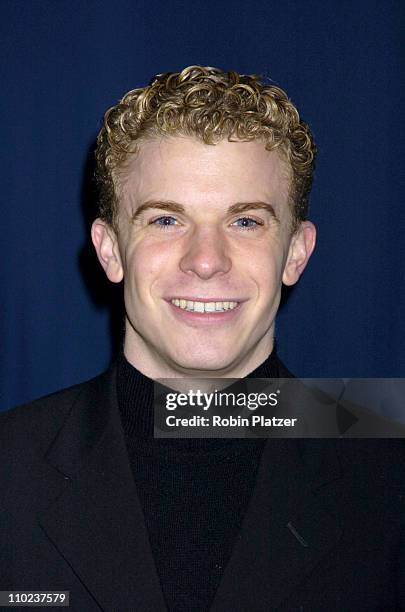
232, 217, 262, 229
151, 216, 178, 227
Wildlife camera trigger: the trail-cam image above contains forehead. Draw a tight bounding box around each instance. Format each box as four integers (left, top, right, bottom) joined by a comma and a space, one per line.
119, 136, 291, 217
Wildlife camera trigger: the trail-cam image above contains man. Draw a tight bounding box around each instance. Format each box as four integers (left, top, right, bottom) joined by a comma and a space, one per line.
1, 66, 404, 611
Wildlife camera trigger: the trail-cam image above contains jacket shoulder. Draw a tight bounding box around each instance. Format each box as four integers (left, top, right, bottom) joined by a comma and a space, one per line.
0, 369, 114, 452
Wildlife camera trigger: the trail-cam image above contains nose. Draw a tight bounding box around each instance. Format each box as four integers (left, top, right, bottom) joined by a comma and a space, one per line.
179, 225, 232, 280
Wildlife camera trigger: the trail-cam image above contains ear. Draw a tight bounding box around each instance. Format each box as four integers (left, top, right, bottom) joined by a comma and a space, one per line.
282, 221, 316, 286
91, 218, 124, 283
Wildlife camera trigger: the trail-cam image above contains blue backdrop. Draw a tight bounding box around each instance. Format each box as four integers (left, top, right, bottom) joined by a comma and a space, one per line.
1, 0, 404, 411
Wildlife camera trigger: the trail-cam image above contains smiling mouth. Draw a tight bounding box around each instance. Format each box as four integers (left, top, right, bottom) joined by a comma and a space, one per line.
170, 298, 239, 313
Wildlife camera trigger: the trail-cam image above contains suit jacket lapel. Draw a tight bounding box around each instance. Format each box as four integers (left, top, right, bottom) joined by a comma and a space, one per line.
211, 439, 343, 611
38, 368, 167, 612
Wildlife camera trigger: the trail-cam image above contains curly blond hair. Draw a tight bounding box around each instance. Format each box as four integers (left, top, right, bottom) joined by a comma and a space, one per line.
95, 66, 316, 232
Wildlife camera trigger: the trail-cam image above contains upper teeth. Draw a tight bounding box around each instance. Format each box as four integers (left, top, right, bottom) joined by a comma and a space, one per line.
171, 299, 239, 312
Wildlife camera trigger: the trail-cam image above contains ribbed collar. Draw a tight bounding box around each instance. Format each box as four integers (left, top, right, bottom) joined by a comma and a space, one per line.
117, 345, 292, 443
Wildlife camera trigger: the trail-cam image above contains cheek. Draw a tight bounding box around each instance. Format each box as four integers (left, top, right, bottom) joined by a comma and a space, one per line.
124, 242, 173, 297
246, 247, 286, 293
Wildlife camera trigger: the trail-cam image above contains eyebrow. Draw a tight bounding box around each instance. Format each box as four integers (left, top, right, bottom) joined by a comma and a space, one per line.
130, 199, 280, 223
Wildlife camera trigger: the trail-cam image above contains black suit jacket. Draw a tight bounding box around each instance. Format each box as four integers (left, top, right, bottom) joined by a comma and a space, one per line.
1, 366, 405, 611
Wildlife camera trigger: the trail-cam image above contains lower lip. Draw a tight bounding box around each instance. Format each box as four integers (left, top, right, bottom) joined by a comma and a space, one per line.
167, 301, 243, 326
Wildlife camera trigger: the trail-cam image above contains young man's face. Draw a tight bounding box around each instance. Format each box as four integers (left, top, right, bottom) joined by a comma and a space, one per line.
92, 137, 315, 378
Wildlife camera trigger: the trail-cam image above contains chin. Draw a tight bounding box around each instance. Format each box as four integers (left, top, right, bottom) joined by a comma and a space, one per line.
171, 352, 236, 375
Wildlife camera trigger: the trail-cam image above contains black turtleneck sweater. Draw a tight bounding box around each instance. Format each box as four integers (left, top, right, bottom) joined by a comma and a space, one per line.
117, 350, 288, 612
